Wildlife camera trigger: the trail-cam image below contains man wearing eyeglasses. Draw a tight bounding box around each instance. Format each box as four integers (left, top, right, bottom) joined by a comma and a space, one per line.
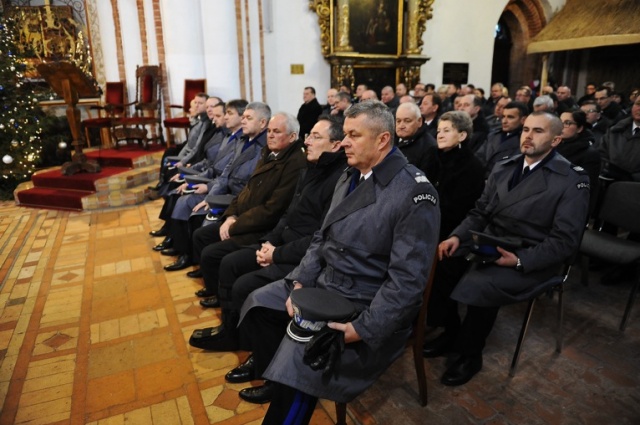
188, 116, 347, 354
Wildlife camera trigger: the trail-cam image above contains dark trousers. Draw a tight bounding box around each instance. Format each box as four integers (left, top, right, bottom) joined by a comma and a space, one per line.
262, 383, 317, 425
157, 146, 182, 184
428, 256, 500, 356
240, 306, 290, 377
219, 248, 296, 310
427, 256, 470, 333
159, 193, 180, 222
199, 238, 245, 296
171, 214, 206, 258
453, 305, 500, 356
192, 222, 222, 264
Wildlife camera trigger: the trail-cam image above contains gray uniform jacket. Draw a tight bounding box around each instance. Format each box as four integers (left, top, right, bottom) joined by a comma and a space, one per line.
475, 129, 522, 177
170, 131, 244, 221
241, 148, 440, 403
599, 117, 640, 181
450, 151, 590, 307
169, 113, 209, 163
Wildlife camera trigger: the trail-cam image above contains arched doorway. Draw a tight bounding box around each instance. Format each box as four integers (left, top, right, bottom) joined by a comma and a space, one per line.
491, 0, 546, 94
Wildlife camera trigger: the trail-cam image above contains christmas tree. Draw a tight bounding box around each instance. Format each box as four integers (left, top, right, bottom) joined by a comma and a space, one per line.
0, 12, 44, 185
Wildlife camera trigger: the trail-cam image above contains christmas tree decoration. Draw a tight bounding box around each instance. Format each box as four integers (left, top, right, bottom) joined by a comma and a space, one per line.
0, 13, 44, 181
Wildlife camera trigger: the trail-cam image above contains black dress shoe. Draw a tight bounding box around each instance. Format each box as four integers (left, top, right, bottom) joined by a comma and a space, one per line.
164, 255, 192, 271
200, 296, 220, 308
423, 332, 455, 358
148, 183, 162, 191
239, 381, 274, 404
225, 355, 256, 383
149, 226, 168, 237
187, 269, 203, 279
189, 326, 239, 351
152, 237, 173, 251
161, 248, 179, 256
194, 288, 214, 297
441, 355, 482, 386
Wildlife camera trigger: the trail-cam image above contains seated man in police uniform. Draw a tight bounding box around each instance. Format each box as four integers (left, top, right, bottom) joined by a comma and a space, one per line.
425, 111, 590, 386
236, 101, 440, 423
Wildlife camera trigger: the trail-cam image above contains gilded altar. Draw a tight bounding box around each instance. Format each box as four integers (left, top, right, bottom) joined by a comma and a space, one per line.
309, 0, 434, 90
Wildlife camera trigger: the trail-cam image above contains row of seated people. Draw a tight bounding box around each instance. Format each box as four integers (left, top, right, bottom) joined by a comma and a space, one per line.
147, 91, 599, 424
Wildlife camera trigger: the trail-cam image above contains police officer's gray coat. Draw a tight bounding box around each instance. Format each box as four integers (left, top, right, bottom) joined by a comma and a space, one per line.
450, 152, 590, 307
240, 148, 440, 403
171, 131, 264, 221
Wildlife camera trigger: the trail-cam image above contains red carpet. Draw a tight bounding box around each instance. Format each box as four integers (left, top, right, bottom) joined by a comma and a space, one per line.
85, 144, 164, 167
16, 187, 90, 211
16, 145, 163, 211
31, 167, 126, 191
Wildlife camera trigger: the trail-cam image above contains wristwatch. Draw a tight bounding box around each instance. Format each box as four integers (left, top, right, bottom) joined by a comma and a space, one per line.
515, 257, 523, 272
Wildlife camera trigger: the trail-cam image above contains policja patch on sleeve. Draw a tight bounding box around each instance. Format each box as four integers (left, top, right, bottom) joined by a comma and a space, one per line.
412, 193, 437, 205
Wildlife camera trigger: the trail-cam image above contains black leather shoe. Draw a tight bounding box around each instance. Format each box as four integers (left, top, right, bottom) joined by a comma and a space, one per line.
195, 288, 214, 297
152, 237, 173, 251
225, 355, 256, 383
423, 332, 455, 358
239, 381, 274, 404
187, 269, 203, 279
161, 248, 179, 256
189, 326, 239, 351
164, 255, 192, 271
200, 296, 220, 308
149, 226, 168, 237
440, 355, 482, 386
148, 183, 162, 191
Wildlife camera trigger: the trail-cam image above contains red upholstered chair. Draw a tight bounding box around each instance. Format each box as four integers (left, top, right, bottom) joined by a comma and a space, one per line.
81, 82, 126, 147
111, 65, 164, 149
163, 79, 206, 145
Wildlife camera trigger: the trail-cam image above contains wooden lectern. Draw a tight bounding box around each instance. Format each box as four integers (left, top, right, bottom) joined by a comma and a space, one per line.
37, 61, 101, 175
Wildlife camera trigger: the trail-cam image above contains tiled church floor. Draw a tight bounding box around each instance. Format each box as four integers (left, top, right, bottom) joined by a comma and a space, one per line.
0, 199, 638, 424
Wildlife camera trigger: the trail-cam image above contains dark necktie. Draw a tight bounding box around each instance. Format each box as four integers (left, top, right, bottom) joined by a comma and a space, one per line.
522, 166, 530, 177
634, 127, 639, 136
268, 152, 277, 161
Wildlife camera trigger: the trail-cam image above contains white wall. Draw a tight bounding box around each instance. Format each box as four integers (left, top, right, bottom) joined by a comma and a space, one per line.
263, 1, 330, 114
159, 0, 206, 105
420, 0, 566, 91
94, 0, 571, 114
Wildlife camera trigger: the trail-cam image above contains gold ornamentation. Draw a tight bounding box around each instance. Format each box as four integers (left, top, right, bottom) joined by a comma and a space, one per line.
406, 0, 435, 55
331, 64, 354, 90
400, 65, 422, 88
335, 0, 353, 52
308, 0, 332, 56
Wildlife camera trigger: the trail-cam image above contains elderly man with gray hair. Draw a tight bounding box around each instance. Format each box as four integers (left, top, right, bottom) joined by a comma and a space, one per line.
188, 110, 307, 302
533, 95, 555, 113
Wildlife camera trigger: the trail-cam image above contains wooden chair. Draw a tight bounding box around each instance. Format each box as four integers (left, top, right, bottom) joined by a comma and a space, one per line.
81, 81, 125, 147
334, 257, 437, 424
163, 79, 206, 145
111, 65, 163, 149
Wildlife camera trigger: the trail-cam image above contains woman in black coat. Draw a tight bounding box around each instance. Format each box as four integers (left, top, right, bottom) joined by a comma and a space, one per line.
557, 110, 601, 214
425, 111, 485, 353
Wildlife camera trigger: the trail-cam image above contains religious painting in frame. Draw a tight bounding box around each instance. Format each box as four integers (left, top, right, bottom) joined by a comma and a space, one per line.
346, 0, 401, 55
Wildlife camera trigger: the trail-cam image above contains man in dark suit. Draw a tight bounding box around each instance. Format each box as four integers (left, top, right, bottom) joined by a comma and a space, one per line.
296, 86, 323, 138
425, 111, 590, 386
